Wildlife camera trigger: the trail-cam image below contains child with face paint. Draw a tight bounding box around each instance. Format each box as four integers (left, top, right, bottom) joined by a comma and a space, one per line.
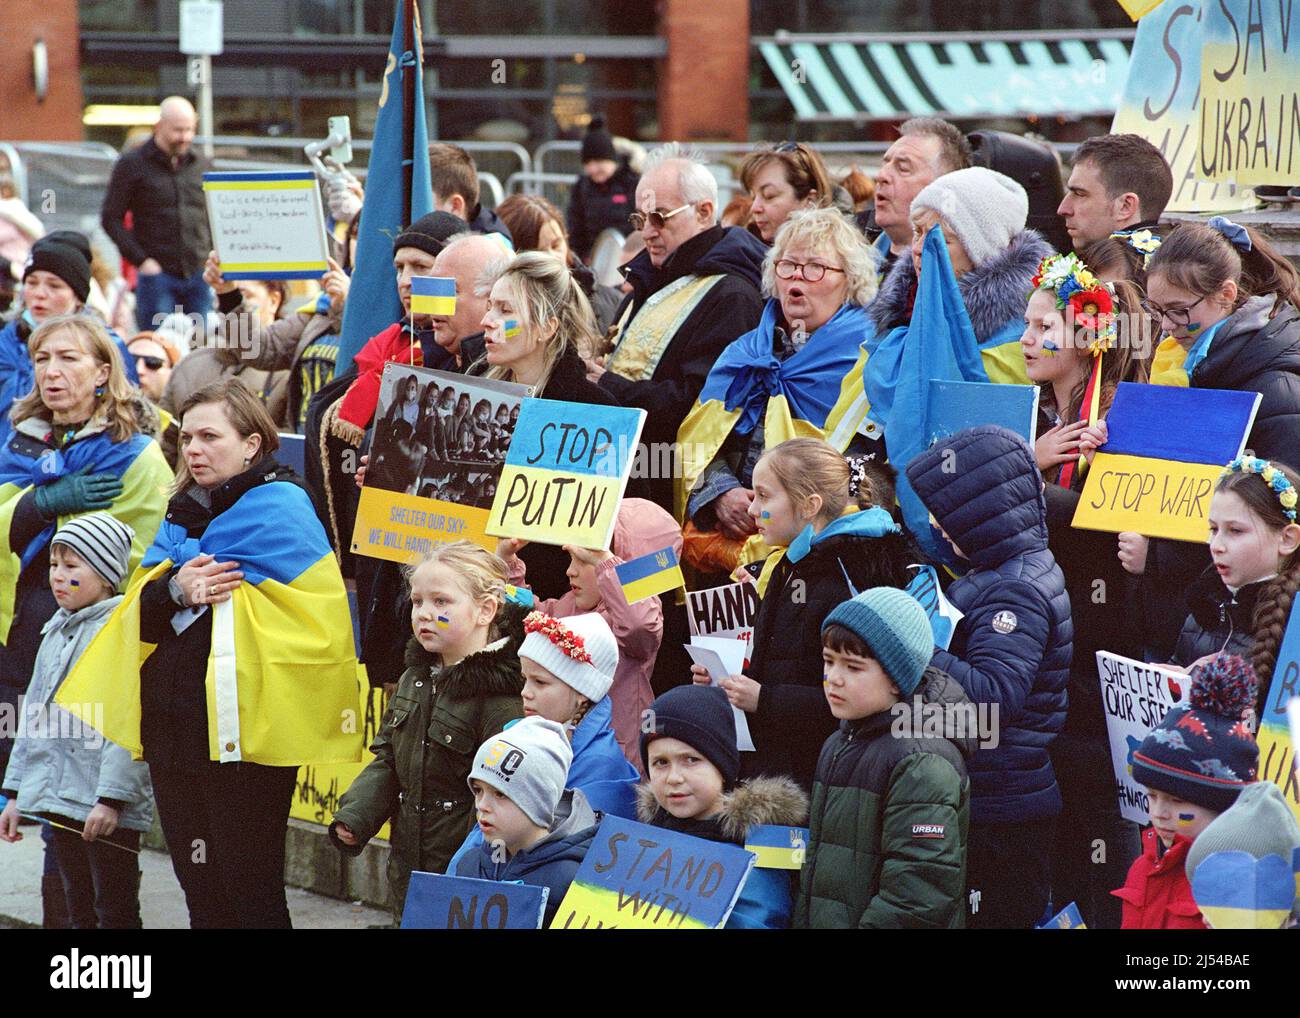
330, 541, 526, 924
1115, 654, 1259, 930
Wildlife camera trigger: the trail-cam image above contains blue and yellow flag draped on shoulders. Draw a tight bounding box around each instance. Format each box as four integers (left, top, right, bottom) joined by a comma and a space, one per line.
676, 299, 874, 522
57, 481, 362, 767
334, 0, 434, 376
0, 420, 171, 643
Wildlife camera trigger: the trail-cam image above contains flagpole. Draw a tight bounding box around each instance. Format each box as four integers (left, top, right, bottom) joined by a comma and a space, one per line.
401, 0, 415, 224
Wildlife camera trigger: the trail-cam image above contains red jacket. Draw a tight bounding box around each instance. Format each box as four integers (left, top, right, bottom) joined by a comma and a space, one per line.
337, 323, 423, 435
1113, 828, 1207, 930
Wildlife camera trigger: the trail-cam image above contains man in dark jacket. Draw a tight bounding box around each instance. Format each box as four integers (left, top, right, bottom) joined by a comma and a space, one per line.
586, 143, 766, 514
906, 425, 1072, 929
566, 117, 638, 264
101, 97, 212, 329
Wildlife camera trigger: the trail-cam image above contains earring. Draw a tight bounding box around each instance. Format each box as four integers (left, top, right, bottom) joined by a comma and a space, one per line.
94, 385, 105, 399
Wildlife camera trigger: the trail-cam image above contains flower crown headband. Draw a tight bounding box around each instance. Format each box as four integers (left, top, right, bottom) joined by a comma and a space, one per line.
1109, 228, 1161, 268
523, 610, 593, 664
1031, 252, 1118, 357
1221, 456, 1298, 522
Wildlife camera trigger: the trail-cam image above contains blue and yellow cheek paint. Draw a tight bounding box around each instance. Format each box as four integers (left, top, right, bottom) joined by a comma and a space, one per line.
1178, 812, 1196, 826
435, 614, 451, 630
1041, 340, 1060, 357
759, 510, 772, 523
502, 318, 521, 340
69, 579, 80, 588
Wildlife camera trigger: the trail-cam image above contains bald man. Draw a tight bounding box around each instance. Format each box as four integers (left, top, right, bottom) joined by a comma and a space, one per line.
102, 96, 214, 329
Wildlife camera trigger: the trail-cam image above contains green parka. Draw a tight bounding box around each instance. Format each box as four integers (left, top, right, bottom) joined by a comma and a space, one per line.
795, 667, 974, 929
330, 603, 526, 921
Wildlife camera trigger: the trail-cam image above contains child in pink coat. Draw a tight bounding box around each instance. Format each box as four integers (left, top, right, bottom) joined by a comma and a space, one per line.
498, 498, 679, 770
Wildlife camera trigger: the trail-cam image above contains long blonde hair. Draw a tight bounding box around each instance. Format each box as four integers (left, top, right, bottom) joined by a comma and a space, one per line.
756, 438, 859, 525
12, 315, 140, 443
475, 251, 599, 390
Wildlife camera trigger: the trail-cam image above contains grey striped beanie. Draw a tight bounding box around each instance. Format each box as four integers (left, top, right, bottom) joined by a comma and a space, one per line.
51, 512, 136, 590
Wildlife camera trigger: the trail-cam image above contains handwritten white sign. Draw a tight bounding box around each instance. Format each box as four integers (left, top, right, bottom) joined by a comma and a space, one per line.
203, 170, 329, 280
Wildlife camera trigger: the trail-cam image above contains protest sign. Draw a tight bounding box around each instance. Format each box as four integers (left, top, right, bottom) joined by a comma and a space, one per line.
1111, 0, 1255, 212
1072, 383, 1259, 542
1256, 602, 1300, 824
1198, 0, 1300, 186
202, 170, 331, 279
744, 825, 809, 870
686, 582, 759, 666
487, 398, 645, 550
904, 564, 963, 652
351, 365, 530, 565
1097, 650, 1189, 824
550, 814, 755, 929
686, 637, 756, 752
400, 873, 548, 929
927, 380, 1039, 446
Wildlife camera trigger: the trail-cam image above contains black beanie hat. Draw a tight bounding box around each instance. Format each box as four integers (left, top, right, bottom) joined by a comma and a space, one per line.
392, 211, 468, 259
24, 230, 92, 303
641, 684, 740, 787
581, 116, 617, 165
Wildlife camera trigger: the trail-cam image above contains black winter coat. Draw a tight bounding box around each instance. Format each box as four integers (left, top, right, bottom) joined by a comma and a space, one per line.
907, 425, 1072, 824
566, 159, 639, 262
744, 510, 914, 792
1171, 566, 1260, 668
101, 137, 211, 277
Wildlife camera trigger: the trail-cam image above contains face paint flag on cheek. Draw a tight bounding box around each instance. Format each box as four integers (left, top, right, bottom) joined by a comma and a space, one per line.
502, 318, 521, 340
1042, 340, 1059, 357
435, 614, 451, 630
1178, 812, 1195, 826
69, 579, 80, 588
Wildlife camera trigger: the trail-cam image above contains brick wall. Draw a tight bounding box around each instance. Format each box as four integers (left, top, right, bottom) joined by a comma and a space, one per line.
0, 0, 84, 142
657, 0, 749, 142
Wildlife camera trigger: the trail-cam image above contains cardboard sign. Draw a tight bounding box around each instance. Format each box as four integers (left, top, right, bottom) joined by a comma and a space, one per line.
352, 366, 530, 564
1072, 383, 1260, 541
1111, 0, 1255, 212
686, 582, 759, 668
487, 398, 645, 550
1097, 651, 1190, 824
400, 872, 548, 929
926, 379, 1039, 446
203, 171, 330, 279
1256, 602, 1300, 825
744, 825, 809, 870
1199, 0, 1300, 187
904, 564, 964, 652
550, 814, 755, 929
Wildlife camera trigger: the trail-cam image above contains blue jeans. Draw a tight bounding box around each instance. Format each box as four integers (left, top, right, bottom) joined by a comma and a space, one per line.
134, 268, 212, 332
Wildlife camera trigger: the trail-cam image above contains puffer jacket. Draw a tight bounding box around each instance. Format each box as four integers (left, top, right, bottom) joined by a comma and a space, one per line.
455, 787, 599, 927
331, 603, 527, 921
1, 595, 153, 832
745, 507, 915, 791
566, 158, 639, 262
637, 774, 809, 929
1113, 827, 1207, 930
795, 668, 973, 929
906, 425, 1072, 823
1171, 566, 1260, 668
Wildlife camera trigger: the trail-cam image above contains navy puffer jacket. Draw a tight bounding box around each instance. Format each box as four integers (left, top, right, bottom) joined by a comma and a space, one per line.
905, 425, 1071, 823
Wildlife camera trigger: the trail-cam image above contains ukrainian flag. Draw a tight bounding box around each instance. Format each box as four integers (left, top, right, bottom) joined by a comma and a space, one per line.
616, 545, 684, 603
57, 480, 362, 767
410, 276, 456, 316
744, 824, 809, 870
0, 427, 171, 644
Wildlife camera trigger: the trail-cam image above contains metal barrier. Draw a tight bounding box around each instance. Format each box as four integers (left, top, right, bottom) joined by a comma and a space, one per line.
0, 141, 122, 238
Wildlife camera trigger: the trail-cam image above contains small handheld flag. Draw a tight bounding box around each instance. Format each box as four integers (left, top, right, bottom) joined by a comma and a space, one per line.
504, 584, 535, 609
410, 276, 456, 316
1037, 901, 1087, 929
744, 825, 809, 870
615, 545, 683, 604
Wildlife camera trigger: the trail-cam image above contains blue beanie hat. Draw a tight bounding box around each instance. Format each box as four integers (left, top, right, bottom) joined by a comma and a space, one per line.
640, 685, 739, 787
821, 586, 933, 695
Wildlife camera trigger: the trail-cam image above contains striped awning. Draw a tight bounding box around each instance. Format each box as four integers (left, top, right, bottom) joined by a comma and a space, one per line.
757, 31, 1134, 121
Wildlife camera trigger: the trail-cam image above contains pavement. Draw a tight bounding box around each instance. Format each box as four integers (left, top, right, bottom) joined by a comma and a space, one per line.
0, 822, 392, 929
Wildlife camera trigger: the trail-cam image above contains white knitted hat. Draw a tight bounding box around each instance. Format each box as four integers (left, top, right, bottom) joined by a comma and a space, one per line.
519, 612, 619, 704
910, 166, 1028, 269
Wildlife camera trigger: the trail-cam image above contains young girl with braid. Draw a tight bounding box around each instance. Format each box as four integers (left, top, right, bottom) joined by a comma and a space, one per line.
1171, 458, 1300, 719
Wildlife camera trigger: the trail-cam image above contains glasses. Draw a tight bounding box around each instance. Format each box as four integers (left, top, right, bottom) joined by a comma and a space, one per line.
628, 204, 693, 231
1140, 294, 1211, 327
774, 259, 845, 283
134, 355, 166, 371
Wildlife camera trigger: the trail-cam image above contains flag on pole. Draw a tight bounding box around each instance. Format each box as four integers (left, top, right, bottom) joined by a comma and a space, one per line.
615, 545, 684, 603
335, 0, 434, 376
410, 276, 456, 315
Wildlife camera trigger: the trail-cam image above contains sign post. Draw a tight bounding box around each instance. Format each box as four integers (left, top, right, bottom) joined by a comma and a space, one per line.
180, 0, 223, 159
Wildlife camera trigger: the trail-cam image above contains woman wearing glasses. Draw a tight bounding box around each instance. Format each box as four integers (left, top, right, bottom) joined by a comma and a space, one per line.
678, 207, 881, 573
738, 143, 835, 245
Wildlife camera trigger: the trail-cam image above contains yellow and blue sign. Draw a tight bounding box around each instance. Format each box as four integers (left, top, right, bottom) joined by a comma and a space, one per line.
550, 815, 755, 929
1257, 601, 1300, 826
744, 825, 808, 870
410, 276, 456, 316
488, 398, 645, 550
401, 872, 548, 929
1072, 383, 1260, 542
202, 170, 331, 279
616, 545, 683, 604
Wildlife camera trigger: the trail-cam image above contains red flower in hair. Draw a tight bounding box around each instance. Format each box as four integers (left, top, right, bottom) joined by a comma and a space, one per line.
1068, 287, 1113, 331
523, 610, 593, 664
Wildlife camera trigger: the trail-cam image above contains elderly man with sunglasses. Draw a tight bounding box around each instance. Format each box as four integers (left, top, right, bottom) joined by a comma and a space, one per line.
587, 142, 767, 515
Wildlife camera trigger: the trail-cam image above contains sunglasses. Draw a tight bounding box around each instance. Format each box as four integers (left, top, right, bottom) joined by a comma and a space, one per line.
628, 203, 694, 231
134, 355, 167, 371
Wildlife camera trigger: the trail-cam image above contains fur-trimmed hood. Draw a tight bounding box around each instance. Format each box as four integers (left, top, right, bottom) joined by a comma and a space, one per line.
866, 229, 1052, 343
401, 598, 528, 702
636, 774, 809, 842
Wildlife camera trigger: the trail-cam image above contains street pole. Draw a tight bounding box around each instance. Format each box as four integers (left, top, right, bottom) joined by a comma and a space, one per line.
199, 54, 213, 158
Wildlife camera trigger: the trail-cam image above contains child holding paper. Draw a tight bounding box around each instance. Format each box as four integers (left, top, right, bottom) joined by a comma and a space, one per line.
0, 514, 152, 929
796, 588, 972, 929
454, 717, 600, 927
690, 438, 913, 793
444, 611, 638, 875
639, 684, 809, 929
1115, 654, 1259, 930
330, 541, 526, 923
497, 497, 678, 767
